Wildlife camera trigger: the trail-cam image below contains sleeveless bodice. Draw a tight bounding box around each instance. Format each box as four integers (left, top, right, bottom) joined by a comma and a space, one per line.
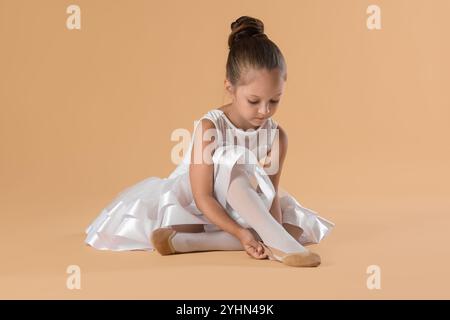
169, 108, 279, 178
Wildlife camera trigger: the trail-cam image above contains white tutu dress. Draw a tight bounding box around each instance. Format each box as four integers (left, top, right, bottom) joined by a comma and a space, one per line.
85, 108, 335, 251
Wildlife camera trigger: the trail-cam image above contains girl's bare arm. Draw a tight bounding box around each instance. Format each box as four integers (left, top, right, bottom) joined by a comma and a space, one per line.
189, 118, 245, 239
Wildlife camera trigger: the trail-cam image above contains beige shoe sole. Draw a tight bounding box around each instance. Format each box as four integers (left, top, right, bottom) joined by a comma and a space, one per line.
258, 241, 321, 267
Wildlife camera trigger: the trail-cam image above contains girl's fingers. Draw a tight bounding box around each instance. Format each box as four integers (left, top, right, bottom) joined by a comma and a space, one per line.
246, 243, 267, 259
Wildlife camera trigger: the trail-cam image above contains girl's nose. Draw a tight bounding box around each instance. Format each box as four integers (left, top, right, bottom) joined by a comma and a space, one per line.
258, 104, 270, 115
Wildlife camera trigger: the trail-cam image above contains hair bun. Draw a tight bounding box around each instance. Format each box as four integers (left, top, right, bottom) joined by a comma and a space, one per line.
228, 16, 267, 49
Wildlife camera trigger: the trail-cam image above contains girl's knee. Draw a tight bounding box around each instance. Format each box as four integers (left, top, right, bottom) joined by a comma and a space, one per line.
229, 165, 257, 190
230, 164, 248, 180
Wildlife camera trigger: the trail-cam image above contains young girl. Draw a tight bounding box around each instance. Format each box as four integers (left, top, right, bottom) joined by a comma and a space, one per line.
85, 16, 334, 267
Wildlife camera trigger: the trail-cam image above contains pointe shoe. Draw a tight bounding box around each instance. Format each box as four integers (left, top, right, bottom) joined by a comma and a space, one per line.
151, 227, 178, 255
258, 241, 321, 267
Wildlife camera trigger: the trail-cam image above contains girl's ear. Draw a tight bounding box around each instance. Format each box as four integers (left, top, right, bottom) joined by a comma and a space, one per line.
224, 78, 234, 95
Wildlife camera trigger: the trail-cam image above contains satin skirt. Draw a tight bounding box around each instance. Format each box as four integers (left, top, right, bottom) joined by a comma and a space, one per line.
84, 145, 335, 251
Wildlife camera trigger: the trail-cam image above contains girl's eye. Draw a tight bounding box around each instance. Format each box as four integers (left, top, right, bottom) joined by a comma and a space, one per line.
248, 100, 280, 105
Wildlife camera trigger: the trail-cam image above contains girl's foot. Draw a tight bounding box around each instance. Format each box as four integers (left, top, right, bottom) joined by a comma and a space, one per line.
258, 241, 321, 267
151, 227, 178, 255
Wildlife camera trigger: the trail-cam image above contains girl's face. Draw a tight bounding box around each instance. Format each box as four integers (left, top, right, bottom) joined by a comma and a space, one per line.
225, 68, 285, 127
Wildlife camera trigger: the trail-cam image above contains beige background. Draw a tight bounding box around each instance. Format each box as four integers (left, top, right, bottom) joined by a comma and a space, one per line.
1, 0, 449, 299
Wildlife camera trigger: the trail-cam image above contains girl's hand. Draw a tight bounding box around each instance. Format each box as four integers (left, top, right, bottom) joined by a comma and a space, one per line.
237, 228, 267, 259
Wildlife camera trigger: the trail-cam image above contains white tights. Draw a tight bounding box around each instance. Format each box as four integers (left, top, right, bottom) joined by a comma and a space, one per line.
171, 165, 306, 254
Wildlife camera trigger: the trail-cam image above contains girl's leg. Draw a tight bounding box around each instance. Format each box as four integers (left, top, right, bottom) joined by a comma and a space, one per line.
226, 165, 308, 254
171, 229, 244, 252
169, 224, 263, 253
